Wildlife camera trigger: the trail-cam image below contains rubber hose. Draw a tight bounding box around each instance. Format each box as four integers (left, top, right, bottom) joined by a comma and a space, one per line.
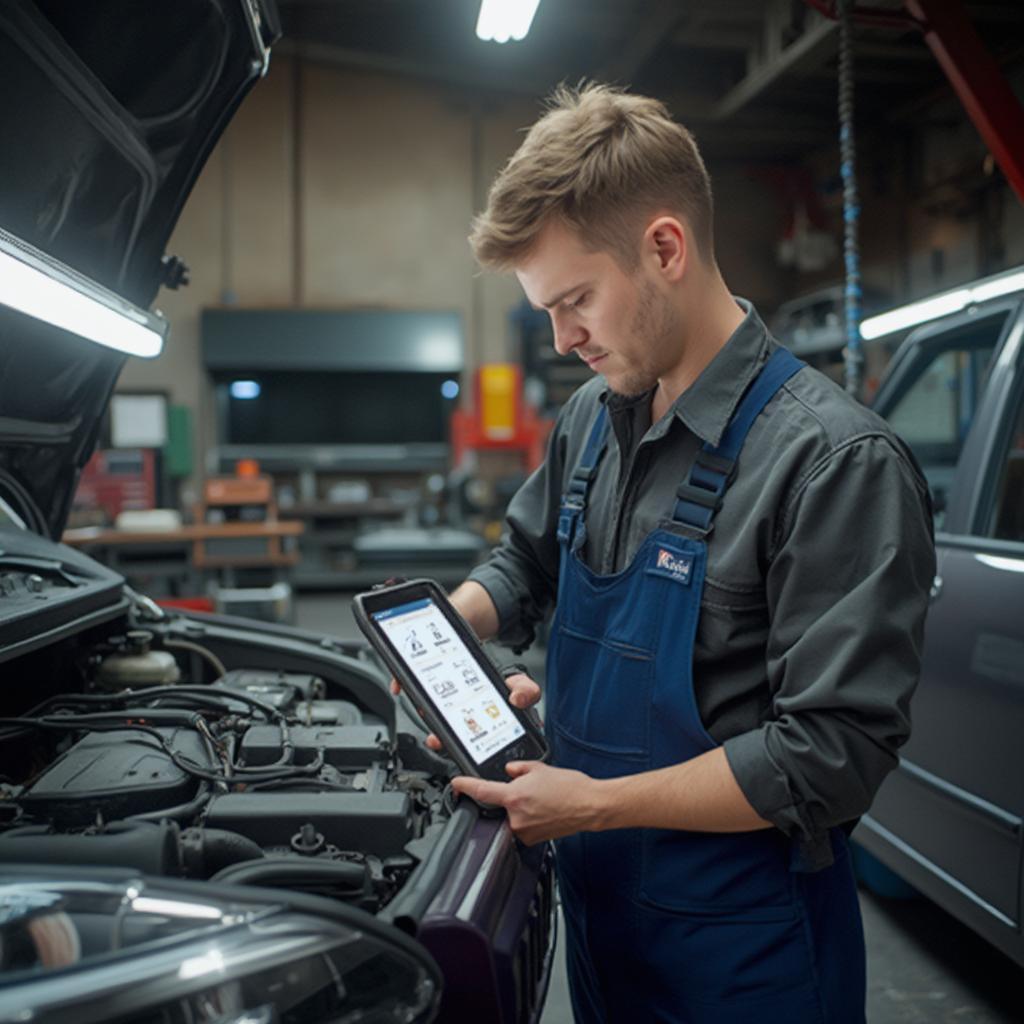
210, 856, 368, 891
183, 828, 265, 876
129, 782, 212, 824
0, 820, 182, 875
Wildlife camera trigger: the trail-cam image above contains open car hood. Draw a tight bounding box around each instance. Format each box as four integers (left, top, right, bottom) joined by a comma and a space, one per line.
0, 0, 279, 538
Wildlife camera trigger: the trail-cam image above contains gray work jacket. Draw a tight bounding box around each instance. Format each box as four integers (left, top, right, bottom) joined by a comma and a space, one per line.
469, 300, 936, 867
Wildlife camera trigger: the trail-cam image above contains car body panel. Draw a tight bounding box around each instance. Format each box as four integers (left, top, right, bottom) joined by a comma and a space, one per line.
860, 276, 1024, 966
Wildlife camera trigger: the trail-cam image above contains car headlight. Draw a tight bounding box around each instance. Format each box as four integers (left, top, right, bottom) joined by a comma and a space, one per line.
0, 871, 440, 1024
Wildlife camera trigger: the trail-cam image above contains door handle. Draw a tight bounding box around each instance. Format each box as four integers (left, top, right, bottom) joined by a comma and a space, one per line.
929, 574, 943, 602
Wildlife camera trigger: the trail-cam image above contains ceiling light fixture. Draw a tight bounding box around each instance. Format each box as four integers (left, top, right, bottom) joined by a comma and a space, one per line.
860, 268, 1024, 340
0, 227, 168, 358
476, 0, 541, 44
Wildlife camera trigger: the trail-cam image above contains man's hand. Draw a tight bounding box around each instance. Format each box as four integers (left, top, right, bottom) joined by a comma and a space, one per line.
451, 762, 605, 845
389, 671, 541, 752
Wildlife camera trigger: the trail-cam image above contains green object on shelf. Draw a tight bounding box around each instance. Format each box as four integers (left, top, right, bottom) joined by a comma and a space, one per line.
164, 405, 193, 477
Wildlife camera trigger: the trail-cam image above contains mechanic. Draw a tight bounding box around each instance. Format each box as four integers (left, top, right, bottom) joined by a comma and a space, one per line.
403, 83, 936, 1022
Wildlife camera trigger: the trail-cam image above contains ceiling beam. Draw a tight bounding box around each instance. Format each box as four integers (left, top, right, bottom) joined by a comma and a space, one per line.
711, 7, 838, 120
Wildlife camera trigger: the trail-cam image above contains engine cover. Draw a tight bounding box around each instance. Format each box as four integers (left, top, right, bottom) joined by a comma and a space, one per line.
19, 727, 210, 826
239, 724, 388, 768
204, 792, 412, 856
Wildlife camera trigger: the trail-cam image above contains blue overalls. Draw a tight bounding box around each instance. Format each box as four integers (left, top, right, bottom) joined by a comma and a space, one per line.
546, 349, 866, 1023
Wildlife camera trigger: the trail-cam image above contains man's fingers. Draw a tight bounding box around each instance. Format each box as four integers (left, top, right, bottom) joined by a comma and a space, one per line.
451, 775, 510, 806
504, 672, 542, 708
504, 760, 539, 779
425, 734, 443, 752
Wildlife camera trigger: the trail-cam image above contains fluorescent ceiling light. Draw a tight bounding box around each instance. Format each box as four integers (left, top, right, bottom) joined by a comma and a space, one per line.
860, 267, 1024, 341
0, 227, 167, 358
476, 0, 541, 43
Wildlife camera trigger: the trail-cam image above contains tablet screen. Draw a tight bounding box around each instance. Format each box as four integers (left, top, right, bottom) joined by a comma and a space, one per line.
373, 597, 526, 765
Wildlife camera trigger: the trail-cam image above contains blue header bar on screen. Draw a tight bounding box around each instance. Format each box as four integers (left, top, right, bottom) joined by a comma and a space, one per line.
372, 598, 432, 621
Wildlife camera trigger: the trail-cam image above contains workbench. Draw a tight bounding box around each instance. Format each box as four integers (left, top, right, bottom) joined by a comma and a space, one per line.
61, 521, 304, 597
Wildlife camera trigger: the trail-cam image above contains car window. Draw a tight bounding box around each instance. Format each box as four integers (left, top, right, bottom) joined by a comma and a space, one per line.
988, 391, 1024, 542
882, 315, 1005, 527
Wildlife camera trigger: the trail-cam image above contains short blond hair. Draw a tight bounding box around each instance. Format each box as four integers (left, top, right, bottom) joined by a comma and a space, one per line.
470, 83, 714, 270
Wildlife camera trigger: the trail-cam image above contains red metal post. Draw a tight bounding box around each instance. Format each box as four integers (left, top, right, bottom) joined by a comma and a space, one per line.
906, 0, 1024, 205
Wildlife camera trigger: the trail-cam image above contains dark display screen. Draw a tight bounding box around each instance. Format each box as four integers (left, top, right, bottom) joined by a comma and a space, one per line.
216, 371, 458, 445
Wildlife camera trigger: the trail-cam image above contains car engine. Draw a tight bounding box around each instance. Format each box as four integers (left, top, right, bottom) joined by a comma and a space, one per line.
0, 627, 453, 915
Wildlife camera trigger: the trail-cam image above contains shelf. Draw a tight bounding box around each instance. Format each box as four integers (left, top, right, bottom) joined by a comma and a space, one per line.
201, 453, 458, 589
64, 522, 303, 545
212, 444, 449, 474
283, 499, 412, 518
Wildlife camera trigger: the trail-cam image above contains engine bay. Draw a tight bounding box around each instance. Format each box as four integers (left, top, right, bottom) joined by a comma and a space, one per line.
0, 621, 455, 916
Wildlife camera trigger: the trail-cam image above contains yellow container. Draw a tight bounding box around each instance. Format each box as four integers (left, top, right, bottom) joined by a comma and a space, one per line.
479, 363, 518, 440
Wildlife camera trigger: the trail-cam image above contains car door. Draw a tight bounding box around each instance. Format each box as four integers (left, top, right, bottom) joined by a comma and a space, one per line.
864, 298, 1024, 964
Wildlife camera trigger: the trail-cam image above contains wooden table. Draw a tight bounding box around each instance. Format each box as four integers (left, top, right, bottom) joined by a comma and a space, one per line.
62, 521, 305, 595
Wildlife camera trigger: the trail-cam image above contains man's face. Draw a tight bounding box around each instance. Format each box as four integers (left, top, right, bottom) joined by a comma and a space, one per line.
515, 219, 681, 397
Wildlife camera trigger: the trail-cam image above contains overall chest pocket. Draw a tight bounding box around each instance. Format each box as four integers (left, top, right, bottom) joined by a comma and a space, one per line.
549, 625, 654, 761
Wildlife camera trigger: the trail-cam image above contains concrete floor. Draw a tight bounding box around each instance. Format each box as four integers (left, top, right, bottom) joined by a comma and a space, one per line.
295, 593, 1023, 1024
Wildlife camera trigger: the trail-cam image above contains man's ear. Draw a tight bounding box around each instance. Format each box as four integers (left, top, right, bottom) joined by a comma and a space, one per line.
644, 216, 687, 282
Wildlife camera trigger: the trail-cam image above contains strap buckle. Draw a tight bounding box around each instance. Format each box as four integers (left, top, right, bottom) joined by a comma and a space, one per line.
675, 481, 724, 512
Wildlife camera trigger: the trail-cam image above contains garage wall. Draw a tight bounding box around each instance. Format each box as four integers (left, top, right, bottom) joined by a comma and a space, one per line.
118, 59, 540, 486
117, 58, 787, 488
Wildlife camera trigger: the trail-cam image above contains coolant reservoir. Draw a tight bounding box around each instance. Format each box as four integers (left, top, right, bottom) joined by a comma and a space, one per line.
96, 630, 181, 689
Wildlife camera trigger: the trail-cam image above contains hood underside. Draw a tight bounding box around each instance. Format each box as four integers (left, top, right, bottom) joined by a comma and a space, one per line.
0, 0, 279, 537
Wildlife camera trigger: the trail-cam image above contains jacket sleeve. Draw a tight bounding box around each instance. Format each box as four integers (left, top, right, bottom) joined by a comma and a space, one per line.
722, 434, 936, 863
466, 403, 573, 652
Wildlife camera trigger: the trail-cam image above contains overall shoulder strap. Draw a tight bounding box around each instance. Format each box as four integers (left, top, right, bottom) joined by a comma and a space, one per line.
673, 348, 804, 533
557, 405, 610, 546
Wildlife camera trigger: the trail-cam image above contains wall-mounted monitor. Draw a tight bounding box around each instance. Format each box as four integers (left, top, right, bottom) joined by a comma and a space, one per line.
214, 369, 460, 446
203, 308, 464, 454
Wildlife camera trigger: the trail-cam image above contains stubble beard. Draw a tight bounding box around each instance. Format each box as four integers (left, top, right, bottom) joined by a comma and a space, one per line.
605, 281, 679, 398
